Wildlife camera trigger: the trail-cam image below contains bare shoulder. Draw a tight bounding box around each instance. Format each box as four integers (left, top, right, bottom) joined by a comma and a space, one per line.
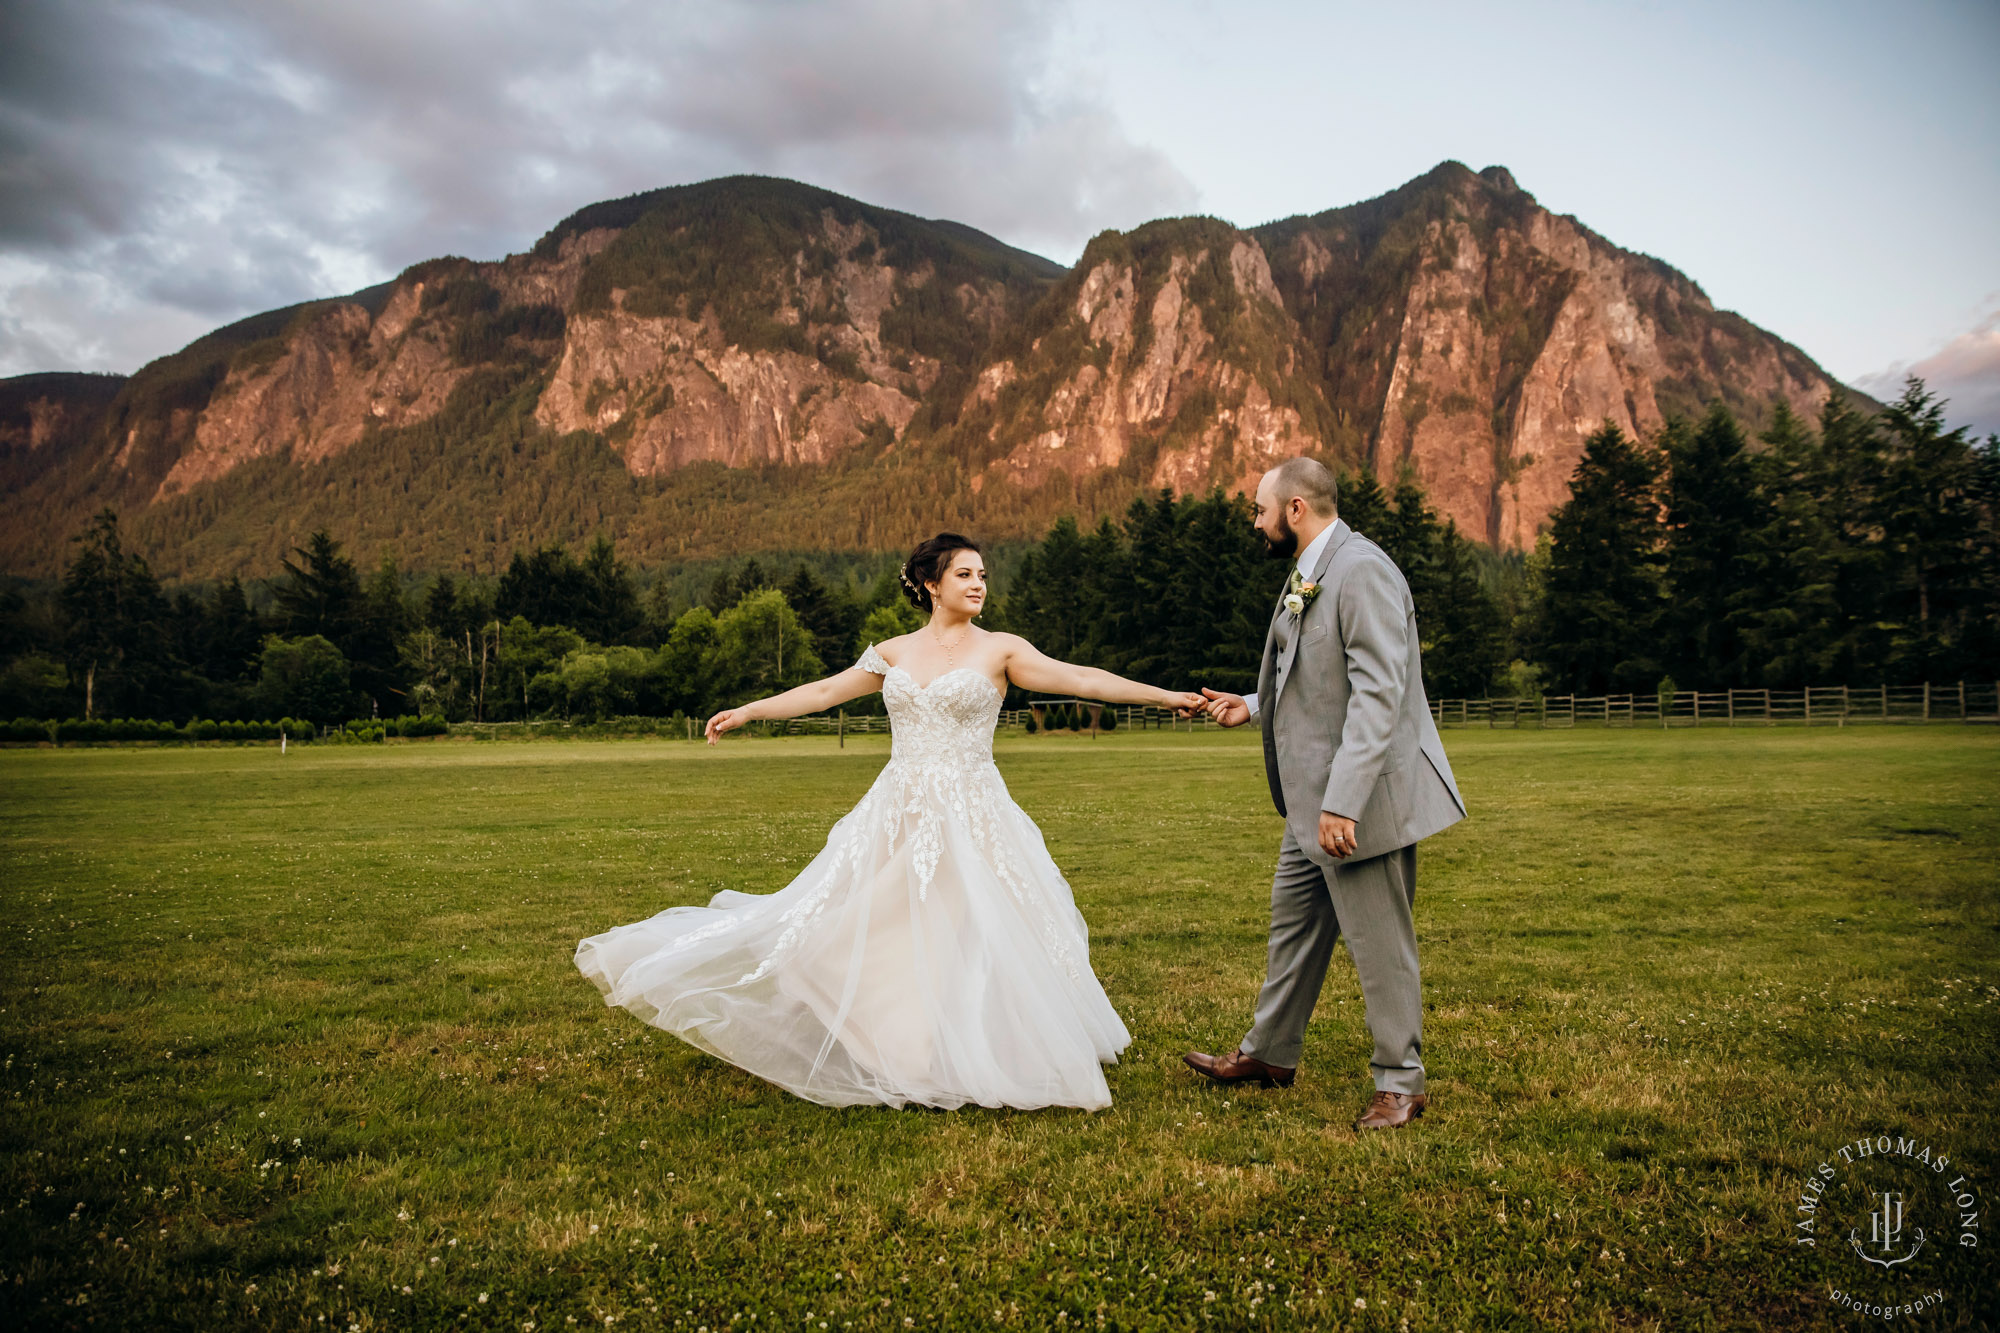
985, 630, 1035, 658
870, 632, 915, 667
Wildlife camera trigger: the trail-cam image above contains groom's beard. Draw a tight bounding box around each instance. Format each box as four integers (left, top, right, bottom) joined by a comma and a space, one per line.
1262, 513, 1299, 560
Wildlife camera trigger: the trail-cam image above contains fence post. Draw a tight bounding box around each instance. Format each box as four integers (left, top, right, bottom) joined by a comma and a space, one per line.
1924, 682, 1931, 721
1882, 684, 1889, 720
1959, 680, 1966, 722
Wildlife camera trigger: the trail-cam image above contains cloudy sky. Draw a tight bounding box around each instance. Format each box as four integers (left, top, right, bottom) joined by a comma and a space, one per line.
4, 0, 1997, 431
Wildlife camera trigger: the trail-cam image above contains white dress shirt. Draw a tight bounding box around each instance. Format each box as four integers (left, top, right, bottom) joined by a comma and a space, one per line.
1242, 520, 1337, 721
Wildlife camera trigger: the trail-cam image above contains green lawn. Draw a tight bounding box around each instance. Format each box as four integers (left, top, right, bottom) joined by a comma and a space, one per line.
1, 727, 1995, 1331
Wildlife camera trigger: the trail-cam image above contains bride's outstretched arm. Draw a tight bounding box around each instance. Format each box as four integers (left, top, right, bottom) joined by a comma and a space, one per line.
704, 666, 883, 744
996, 633, 1204, 712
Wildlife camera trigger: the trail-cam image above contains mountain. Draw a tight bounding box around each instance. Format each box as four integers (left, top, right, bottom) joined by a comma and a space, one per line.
0, 164, 1849, 580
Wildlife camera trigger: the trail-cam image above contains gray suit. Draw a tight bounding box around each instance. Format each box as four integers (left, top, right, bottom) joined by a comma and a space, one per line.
1239, 519, 1467, 1093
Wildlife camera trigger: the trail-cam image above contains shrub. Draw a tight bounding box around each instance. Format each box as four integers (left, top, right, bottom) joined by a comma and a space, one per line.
1099, 705, 1118, 732
4, 717, 51, 742
1023, 710, 1039, 734
191, 719, 220, 741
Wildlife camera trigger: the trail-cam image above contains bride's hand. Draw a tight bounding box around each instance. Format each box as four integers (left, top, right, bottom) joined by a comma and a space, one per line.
704, 707, 752, 745
1161, 690, 1207, 717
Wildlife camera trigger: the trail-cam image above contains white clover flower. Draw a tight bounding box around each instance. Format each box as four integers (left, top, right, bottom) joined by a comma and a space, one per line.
1354, 1297, 1367, 1310
479, 1293, 489, 1304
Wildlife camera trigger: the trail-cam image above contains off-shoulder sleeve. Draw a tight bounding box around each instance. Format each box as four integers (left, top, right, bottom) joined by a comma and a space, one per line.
855, 643, 892, 675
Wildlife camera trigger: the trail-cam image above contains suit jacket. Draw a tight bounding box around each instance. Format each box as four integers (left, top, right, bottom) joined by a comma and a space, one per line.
1259, 519, 1467, 867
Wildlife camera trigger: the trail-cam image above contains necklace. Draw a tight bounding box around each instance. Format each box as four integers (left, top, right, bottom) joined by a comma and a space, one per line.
930, 623, 969, 670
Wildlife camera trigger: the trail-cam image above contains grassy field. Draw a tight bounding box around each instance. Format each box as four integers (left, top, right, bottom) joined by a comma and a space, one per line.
1, 726, 1995, 1331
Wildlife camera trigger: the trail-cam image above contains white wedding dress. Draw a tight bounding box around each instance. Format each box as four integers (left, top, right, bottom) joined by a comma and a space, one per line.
574, 644, 1131, 1110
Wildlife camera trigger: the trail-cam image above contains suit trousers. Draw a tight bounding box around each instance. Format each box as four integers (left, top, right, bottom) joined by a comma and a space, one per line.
1238, 829, 1424, 1094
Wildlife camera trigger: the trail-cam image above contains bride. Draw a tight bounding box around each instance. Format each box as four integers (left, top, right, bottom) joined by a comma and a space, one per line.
575, 532, 1205, 1111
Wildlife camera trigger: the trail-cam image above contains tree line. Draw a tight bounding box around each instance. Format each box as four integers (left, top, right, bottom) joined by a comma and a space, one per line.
2, 377, 1991, 731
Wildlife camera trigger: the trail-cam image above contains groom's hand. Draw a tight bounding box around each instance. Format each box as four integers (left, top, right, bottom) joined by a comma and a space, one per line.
1318, 812, 1358, 859
1200, 687, 1250, 728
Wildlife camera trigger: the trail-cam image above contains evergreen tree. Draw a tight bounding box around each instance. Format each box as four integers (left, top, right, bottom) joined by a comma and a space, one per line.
1419, 520, 1506, 698
1336, 469, 1394, 542
1966, 432, 2000, 670
1662, 404, 1768, 687
1002, 517, 1093, 663
60, 509, 169, 718
352, 555, 412, 712
495, 543, 591, 633
640, 578, 679, 647
783, 564, 862, 665
425, 574, 464, 639
1815, 391, 1894, 680
578, 535, 641, 644
1111, 490, 1184, 681
204, 577, 265, 683
1875, 378, 1983, 678
275, 531, 366, 647
1533, 423, 1668, 694
1733, 403, 1840, 685
703, 558, 774, 614
1172, 489, 1271, 695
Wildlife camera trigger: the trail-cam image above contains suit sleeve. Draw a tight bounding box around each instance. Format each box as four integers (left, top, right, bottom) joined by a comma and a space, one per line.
1321, 555, 1409, 820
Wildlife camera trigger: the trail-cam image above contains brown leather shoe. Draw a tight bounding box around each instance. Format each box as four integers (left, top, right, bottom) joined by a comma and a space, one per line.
1182, 1049, 1296, 1088
1353, 1089, 1428, 1130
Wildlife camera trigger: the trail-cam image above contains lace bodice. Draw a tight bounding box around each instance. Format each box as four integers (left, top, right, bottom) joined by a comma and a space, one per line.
856, 643, 1002, 772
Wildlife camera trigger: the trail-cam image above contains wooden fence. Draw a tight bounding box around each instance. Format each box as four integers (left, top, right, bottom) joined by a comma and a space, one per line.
1427, 682, 2000, 729
743, 682, 2000, 740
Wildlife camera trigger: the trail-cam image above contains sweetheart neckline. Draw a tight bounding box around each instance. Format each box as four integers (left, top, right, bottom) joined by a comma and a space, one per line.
884, 663, 1003, 696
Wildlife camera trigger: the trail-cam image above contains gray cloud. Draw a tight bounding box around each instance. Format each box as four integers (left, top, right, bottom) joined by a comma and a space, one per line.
1854, 300, 2000, 440
0, 0, 1196, 376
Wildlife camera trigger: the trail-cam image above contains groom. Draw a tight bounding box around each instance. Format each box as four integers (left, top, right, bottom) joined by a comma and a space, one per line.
1188, 457, 1466, 1131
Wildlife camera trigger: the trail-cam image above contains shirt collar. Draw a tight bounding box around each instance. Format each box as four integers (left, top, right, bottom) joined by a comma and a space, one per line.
1293, 520, 1336, 579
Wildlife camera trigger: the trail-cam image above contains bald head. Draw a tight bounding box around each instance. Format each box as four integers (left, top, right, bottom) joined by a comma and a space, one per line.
1264, 457, 1338, 518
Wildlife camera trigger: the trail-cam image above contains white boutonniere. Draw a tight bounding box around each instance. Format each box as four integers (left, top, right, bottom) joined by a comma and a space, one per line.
1285, 568, 1322, 619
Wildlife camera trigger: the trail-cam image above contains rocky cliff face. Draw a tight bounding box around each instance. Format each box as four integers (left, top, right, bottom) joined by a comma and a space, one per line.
1253, 163, 1835, 547
536, 209, 975, 472
150, 231, 610, 497
0, 165, 1851, 577
954, 218, 1331, 500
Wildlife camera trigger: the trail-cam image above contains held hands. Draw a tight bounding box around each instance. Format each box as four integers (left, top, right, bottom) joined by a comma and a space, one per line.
1199, 687, 1251, 728
704, 707, 752, 745
1160, 690, 1207, 718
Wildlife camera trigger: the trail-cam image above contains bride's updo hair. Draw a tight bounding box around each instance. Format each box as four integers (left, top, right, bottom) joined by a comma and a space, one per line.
900, 532, 982, 612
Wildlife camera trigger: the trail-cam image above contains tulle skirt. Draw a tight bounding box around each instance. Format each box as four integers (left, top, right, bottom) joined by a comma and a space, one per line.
575, 758, 1131, 1110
